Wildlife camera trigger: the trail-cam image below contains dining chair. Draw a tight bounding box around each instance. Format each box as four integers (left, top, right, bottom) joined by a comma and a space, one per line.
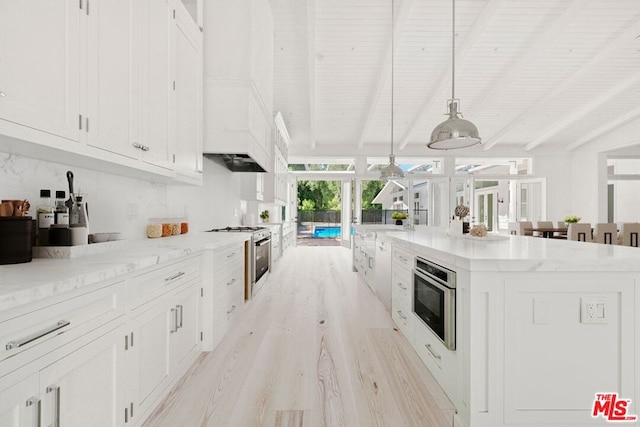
567, 223, 592, 242
619, 223, 640, 247
594, 223, 618, 245
534, 221, 553, 237
518, 221, 533, 236
555, 221, 567, 237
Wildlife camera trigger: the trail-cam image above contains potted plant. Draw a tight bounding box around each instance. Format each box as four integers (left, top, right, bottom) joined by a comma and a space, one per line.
260, 210, 270, 223
563, 215, 581, 226
391, 211, 407, 225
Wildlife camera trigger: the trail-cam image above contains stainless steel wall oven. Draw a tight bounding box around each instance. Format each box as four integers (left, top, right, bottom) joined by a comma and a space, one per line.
413, 256, 456, 350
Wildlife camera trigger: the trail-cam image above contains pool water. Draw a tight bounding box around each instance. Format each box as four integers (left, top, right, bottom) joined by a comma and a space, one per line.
313, 226, 341, 238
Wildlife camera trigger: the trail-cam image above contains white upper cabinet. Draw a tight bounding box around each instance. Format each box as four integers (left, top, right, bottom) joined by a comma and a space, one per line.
0, 0, 203, 183
137, 0, 174, 169
0, 0, 80, 143
85, 0, 138, 159
173, 4, 203, 177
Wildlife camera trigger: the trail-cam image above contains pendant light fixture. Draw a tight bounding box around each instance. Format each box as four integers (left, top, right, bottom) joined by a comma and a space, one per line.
427, 0, 481, 150
380, 0, 405, 181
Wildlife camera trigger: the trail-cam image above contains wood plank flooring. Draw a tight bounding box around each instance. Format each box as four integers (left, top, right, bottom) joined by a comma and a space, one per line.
143, 246, 455, 427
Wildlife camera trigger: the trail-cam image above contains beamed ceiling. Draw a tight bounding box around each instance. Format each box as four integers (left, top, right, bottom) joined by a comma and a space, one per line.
270, 0, 640, 158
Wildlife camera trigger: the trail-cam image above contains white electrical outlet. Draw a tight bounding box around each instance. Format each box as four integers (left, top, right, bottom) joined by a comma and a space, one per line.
580, 297, 608, 324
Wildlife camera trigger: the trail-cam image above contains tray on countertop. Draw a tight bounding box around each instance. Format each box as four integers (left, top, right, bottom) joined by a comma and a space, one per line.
33, 240, 129, 259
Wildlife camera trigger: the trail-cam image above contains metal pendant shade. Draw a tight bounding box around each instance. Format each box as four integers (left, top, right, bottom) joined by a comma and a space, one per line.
427, 0, 481, 150
381, 0, 404, 181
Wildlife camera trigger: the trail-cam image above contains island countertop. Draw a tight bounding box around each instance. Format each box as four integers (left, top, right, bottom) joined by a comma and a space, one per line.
363, 225, 640, 272
0, 232, 250, 312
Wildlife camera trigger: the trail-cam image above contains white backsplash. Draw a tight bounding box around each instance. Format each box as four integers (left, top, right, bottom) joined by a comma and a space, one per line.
0, 152, 244, 240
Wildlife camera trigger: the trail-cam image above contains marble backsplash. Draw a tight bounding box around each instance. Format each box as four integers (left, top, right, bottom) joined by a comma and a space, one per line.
0, 152, 244, 240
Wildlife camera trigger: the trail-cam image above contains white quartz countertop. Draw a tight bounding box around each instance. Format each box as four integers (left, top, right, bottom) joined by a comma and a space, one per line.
363, 225, 640, 272
0, 232, 250, 312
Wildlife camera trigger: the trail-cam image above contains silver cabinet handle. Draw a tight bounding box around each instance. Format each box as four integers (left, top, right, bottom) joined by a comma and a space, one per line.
397, 310, 407, 320
26, 397, 41, 427
6, 320, 70, 350
46, 386, 60, 427
170, 308, 178, 333
425, 344, 442, 360
165, 271, 186, 282
140, 145, 149, 151
226, 278, 236, 286
397, 282, 407, 290
397, 255, 408, 263
368, 257, 373, 269
226, 252, 236, 258
132, 142, 143, 150
176, 305, 183, 329
227, 305, 237, 315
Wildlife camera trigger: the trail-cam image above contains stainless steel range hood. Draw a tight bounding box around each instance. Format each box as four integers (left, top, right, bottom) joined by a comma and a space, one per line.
203, 153, 266, 173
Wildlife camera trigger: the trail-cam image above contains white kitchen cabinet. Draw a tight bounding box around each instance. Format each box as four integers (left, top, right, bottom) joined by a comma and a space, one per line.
391, 246, 413, 339
0, 0, 80, 143
39, 325, 126, 427
85, 0, 139, 160
263, 112, 289, 204
0, 373, 39, 427
374, 237, 392, 312
170, 282, 201, 376
241, 173, 265, 201
282, 221, 295, 254
173, 2, 203, 178
136, 0, 174, 169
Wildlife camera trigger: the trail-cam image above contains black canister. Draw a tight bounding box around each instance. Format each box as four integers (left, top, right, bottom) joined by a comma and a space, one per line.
49, 224, 72, 247
0, 217, 35, 265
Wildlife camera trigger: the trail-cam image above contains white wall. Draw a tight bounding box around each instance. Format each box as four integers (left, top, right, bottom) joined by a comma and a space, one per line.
0, 152, 243, 240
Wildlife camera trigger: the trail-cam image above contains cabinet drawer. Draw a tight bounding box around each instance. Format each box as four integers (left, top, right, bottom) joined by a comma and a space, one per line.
214, 269, 244, 306
0, 280, 125, 370
391, 304, 413, 340
392, 247, 412, 271
129, 256, 201, 309
413, 316, 457, 395
213, 244, 245, 276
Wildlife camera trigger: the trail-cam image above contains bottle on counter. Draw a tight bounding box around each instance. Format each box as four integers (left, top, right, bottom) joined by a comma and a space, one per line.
54, 190, 69, 225
36, 189, 54, 246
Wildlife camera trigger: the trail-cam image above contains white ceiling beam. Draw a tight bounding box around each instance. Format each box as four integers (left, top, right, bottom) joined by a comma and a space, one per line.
566, 104, 640, 151
484, 2, 640, 150
525, 75, 640, 151
356, 0, 414, 149
307, 0, 317, 149
398, 0, 505, 151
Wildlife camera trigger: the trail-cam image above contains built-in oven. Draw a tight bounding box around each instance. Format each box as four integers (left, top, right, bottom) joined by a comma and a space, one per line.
413, 256, 456, 351
251, 228, 271, 297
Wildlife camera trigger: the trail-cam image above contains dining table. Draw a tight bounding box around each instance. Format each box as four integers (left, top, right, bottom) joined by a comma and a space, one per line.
524, 227, 568, 238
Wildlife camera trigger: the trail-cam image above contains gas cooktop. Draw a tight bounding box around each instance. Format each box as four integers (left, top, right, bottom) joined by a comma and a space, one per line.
207, 226, 267, 232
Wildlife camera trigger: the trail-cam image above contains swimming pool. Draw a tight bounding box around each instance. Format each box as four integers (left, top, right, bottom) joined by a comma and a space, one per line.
313, 226, 341, 238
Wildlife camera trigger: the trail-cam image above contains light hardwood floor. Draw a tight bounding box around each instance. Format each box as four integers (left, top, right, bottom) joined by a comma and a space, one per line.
144, 246, 455, 427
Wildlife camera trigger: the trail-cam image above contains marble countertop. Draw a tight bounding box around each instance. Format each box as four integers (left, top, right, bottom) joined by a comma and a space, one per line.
364, 225, 640, 272
0, 232, 250, 312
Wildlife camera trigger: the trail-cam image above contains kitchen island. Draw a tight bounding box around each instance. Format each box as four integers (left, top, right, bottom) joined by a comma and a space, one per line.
355, 225, 640, 427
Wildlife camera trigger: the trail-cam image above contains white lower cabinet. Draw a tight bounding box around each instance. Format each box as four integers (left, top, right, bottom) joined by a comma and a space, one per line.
0, 373, 39, 427
39, 325, 126, 427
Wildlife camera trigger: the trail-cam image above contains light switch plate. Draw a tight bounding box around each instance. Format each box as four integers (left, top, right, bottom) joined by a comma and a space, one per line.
580, 297, 608, 324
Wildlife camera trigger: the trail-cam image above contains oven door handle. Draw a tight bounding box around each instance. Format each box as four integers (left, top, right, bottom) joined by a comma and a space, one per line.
413, 269, 454, 292
256, 239, 271, 247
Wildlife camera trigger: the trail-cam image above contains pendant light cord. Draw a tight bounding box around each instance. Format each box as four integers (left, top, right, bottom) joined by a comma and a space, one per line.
391, 0, 395, 157
451, 0, 456, 101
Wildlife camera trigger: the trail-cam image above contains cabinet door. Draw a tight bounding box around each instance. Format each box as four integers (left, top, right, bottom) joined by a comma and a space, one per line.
173, 6, 202, 174
171, 283, 201, 374
85, 0, 138, 159
39, 326, 125, 427
0, 374, 40, 427
0, 0, 80, 141
138, 0, 173, 169
127, 299, 172, 424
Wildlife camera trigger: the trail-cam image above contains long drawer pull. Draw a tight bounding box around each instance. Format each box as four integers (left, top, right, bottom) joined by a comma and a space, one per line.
226, 278, 236, 286
46, 385, 60, 427
26, 397, 41, 427
165, 271, 186, 282
396, 310, 407, 320
226, 252, 236, 258
397, 282, 407, 290
397, 255, 408, 263
227, 305, 237, 315
6, 320, 70, 350
425, 344, 442, 360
